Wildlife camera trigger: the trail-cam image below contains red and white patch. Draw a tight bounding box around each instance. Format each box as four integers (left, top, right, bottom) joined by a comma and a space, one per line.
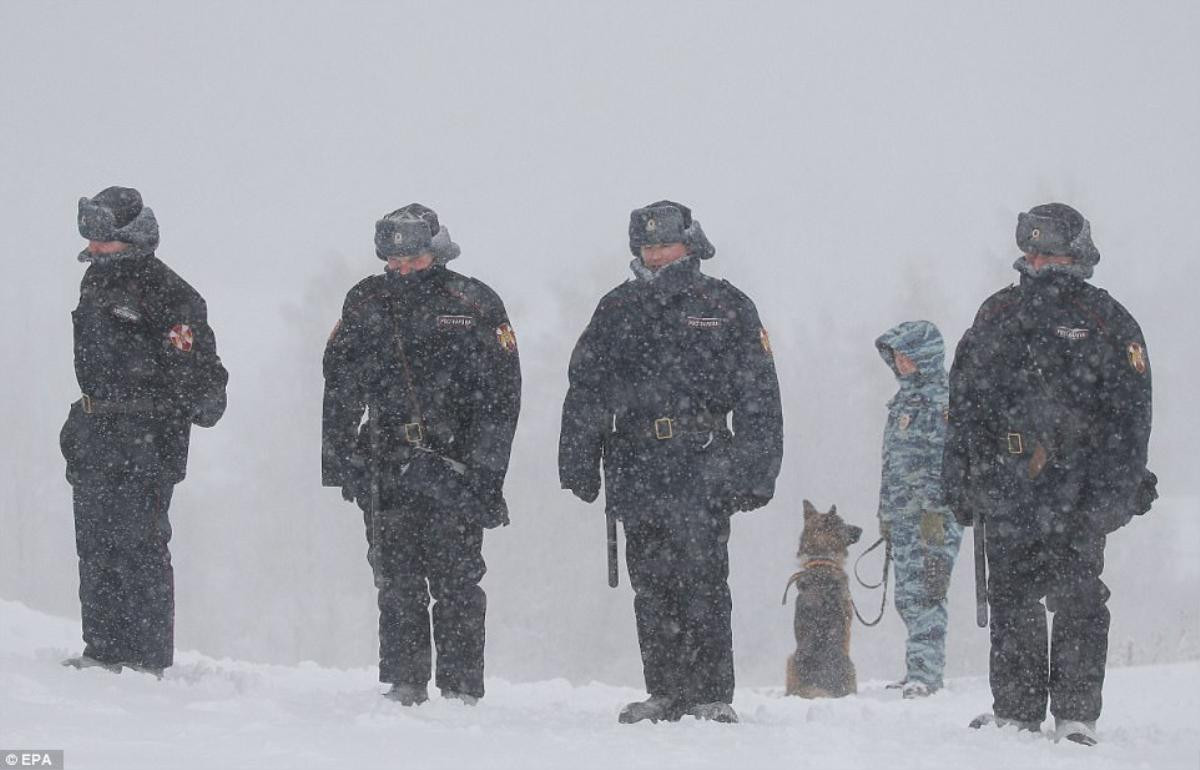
1127, 341, 1148, 374
495, 322, 518, 353
759, 327, 773, 357
168, 324, 194, 353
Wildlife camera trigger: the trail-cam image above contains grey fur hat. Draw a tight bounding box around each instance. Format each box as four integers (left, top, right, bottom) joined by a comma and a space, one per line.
1015, 202, 1100, 267
77, 186, 159, 261
628, 200, 715, 259
375, 202, 460, 264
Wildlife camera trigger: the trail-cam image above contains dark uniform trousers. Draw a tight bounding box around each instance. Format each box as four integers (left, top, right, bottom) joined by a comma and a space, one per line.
367, 490, 487, 697
987, 488, 1109, 724
72, 476, 175, 669
625, 501, 734, 706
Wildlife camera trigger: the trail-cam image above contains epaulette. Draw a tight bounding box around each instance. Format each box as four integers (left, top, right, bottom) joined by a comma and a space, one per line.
342, 274, 389, 314
445, 272, 504, 317
975, 284, 1019, 323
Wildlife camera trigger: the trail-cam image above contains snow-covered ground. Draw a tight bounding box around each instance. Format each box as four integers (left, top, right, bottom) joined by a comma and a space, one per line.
1, 600, 1196, 770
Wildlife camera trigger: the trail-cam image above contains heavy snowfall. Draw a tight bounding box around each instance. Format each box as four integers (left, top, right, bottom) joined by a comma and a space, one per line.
2, 2, 1197, 769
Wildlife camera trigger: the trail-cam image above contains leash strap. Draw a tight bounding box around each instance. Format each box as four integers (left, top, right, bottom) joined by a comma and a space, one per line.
854, 536, 888, 589
851, 539, 892, 627
780, 539, 892, 626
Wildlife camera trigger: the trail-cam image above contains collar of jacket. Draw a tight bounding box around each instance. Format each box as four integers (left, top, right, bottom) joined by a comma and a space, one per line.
383, 264, 447, 293
628, 255, 701, 294
1015, 263, 1088, 301
1013, 254, 1093, 283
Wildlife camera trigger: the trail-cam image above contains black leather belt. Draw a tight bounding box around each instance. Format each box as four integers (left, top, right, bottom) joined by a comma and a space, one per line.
79, 394, 160, 416
615, 412, 728, 440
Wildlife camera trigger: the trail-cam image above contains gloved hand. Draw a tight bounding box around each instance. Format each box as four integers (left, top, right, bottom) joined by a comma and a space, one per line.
467, 467, 506, 508
951, 507, 973, 527
1135, 470, 1158, 516
339, 453, 370, 506
714, 478, 773, 514
732, 491, 772, 513
563, 475, 601, 503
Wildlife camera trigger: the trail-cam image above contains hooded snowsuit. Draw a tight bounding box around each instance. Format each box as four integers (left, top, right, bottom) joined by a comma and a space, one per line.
875, 321, 963, 690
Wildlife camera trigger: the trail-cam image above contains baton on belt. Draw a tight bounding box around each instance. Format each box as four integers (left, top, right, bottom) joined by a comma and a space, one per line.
606, 514, 619, 588
974, 509, 988, 628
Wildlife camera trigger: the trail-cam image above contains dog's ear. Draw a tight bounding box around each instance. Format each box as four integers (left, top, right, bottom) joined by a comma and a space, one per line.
830, 504, 838, 516
802, 499, 818, 519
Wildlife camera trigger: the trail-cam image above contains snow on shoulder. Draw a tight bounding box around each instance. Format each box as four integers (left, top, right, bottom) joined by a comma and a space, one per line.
1, 600, 1197, 770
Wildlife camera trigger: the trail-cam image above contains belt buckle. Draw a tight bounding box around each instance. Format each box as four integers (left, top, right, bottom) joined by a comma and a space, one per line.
1007, 432, 1024, 454
81, 394, 94, 415
654, 417, 674, 440
404, 422, 424, 445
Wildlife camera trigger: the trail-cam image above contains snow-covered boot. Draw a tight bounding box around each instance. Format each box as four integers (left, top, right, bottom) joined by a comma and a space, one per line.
61, 654, 121, 674
1053, 719, 1098, 746
688, 702, 739, 723
383, 683, 429, 706
968, 713, 1042, 733
618, 695, 680, 724
442, 690, 479, 706
902, 681, 937, 699
124, 663, 165, 680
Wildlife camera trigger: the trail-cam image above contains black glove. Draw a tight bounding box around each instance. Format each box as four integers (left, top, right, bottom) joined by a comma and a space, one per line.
467, 467, 505, 508
339, 453, 370, 505
1135, 470, 1158, 516
563, 476, 601, 503
732, 492, 772, 513
951, 508, 974, 527
710, 478, 772, 514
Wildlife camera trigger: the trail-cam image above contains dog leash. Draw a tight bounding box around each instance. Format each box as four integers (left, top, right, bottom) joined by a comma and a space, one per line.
851, 537, 891, 627
779, 560, 843, 605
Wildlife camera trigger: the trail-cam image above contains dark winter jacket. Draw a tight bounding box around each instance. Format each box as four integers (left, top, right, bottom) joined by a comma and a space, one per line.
943, 262, 1153, 535
558, 259, 783, 522
321, 266, 521, 528
60, 254, 228, 484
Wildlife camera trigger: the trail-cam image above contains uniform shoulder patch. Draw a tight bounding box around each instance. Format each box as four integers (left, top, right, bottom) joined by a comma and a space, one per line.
496, 322, 518, 353
759, 327, 773, 357
898, 414, 912, 431
168, 324, 194, 353
1127, 341, 1148, 374
327, 319, 342, 343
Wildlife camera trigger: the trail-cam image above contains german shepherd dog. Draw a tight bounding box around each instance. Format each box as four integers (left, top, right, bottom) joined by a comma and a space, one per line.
784, 500, 862, 698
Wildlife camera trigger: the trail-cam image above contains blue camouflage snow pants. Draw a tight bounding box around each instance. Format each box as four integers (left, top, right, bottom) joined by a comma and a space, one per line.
890, 507, 962, 688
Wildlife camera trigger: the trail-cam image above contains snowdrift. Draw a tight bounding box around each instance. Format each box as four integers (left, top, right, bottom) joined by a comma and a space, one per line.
2, 599, 1197, 770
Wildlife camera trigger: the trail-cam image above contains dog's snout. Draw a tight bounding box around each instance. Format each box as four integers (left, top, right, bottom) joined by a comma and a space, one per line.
847, 525, 863, 544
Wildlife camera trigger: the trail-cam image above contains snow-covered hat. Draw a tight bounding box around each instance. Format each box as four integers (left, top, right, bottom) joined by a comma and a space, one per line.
628, 200, 715, 260
1015, 203, 1100, 267
375, 202, 460, 264
77, 186, 159, 261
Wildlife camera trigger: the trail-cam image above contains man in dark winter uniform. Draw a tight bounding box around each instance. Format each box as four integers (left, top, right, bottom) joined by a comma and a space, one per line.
944, 203, 1155, 746
559, 200, 783, 724
322, 203, 521, 706
60, 186, 228, 677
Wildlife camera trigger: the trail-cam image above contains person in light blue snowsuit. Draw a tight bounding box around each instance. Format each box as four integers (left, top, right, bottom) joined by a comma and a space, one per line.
875, 320, 963, 697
